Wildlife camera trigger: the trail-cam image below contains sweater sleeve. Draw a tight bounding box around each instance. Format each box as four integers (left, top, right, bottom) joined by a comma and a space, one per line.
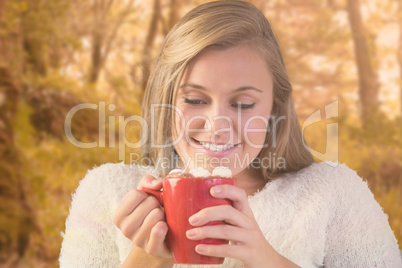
324, 164, 402, 267
59, 163, 125, 268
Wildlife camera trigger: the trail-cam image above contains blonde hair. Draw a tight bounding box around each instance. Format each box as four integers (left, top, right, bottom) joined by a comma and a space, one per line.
142, 0, 314, 178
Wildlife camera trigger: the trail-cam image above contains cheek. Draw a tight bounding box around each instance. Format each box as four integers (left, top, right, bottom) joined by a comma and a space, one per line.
174, 113, 183, 139
174, 107, 193, 133
241, 117, 268, 147
176, 108, 207, 133
173, 108, 203, 148
187, 117, 206, 131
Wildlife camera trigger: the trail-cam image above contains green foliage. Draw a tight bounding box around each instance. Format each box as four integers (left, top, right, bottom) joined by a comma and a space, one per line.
13, 101, 123, 266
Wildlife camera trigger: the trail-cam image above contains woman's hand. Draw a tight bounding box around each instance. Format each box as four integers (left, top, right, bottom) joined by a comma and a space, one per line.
113, 175, 172, 261
185, 184, 300, 268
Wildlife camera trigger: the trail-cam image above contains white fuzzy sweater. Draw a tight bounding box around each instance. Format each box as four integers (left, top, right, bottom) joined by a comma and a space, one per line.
59, 162, 402, 267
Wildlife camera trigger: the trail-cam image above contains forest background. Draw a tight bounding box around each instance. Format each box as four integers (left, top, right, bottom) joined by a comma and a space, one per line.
0, 0, 401, 267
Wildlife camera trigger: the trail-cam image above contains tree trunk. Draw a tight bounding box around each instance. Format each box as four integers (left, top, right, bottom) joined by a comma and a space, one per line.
88, 0, 135, 84
168, 0, 181, 29
347, 0, 380, 127
89, 30, 103, 84
0, 66, 34, 266
141, 0, 161, 91
88, 0, 103, 84
20, 1, 49, 77
0, 0, 6, 18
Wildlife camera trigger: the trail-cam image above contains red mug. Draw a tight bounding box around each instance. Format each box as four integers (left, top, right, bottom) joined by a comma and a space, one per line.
140, 177, 236, 264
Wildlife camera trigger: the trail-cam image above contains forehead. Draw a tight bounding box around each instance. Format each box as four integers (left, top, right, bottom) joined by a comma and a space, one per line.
180, 45, 272, 92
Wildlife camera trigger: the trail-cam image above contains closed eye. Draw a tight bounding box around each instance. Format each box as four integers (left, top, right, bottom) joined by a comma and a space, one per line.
232, 102, 256, 110
183, 98, 206, 105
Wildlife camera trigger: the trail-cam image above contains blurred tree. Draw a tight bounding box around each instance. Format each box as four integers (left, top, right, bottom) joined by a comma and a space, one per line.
142, 0, 161, 91
0, 0, 5, 18
168, 0, 182, 30
87, 0, 137, 84
0, 66, 34, 267
0, 0, 97, 139
347, 0, 380, 128
265, 0, 352, 120
141, 0, 185, 91
0, 1, 101, 265
21, 4, 46, 76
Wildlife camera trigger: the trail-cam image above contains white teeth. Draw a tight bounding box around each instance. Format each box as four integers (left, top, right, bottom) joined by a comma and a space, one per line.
199, 141, 235, 152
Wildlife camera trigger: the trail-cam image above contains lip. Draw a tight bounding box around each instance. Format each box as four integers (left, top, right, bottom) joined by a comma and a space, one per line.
192, 138, 240, 158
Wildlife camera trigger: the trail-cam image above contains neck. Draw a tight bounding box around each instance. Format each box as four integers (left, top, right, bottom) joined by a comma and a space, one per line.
235, 166, 267, 196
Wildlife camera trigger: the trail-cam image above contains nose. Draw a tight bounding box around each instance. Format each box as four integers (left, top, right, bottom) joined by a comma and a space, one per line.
204, 104, 234, 143
209, 115, 232, 131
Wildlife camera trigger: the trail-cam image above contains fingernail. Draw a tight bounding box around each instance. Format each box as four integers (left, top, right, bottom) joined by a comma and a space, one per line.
186, 229, 197, 238
212, 185, 222, 194
189, 214, 199, 225
151, 179, 159, 185
196, 244, 206, 253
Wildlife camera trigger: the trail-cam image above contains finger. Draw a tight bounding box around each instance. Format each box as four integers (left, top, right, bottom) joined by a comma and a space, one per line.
118, 196, 161, 238
189, 205, 251, 228
210, 184, 253, 216
147, 221, 172, 258
195, 243, 247, 260
186, 224, 248, 244
132, 207, 165, 248
113, 189, 148, 225
138, 175, 162, 190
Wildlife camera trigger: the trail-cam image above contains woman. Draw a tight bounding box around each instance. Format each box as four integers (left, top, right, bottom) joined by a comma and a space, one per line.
59, 1, 402, 267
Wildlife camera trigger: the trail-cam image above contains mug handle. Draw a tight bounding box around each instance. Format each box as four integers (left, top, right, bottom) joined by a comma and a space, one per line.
139, 186, 164, 206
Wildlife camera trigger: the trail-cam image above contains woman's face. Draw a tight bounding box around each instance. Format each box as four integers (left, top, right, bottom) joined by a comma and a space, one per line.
173, 45, 273, 176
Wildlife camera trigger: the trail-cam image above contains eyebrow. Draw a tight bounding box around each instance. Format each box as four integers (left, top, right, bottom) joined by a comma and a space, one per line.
179, 83, 263, 93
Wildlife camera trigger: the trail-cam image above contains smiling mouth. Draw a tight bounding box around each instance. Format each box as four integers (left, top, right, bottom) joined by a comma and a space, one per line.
192, 138, 240, 152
